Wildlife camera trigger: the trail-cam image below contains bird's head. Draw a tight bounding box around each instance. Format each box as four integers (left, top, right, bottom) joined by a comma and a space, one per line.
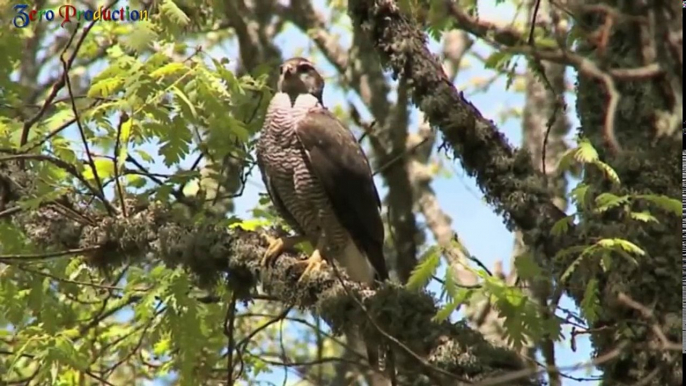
277, 57, 324, 103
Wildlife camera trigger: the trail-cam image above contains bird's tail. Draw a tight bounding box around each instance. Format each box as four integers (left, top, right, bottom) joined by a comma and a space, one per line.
367, 342, 396, 385
338, 240, 395, 383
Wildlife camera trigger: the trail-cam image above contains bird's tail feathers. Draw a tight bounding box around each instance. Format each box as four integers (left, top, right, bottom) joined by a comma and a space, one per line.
339, 239, 375, 284
367, 342, 396, 386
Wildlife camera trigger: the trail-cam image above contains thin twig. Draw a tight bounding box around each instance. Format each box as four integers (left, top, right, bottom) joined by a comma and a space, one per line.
328, 265, 466, 385
224, 293, 238, 385
19, 24, 81, 148
527, 0, 542, 45
125, 155, 196, 206
23, 100, 101, 153
246, 352, 369, 369
617, 292, 681, 351
113, 112, 130, 217
18, 265, 147, 292
174, 151, 204, 198
233, 306, 292, 382
100, 305, 165, 378
474, 342, 629, 386
0, 246, 101, 263
19, 0, 118, 149
61, 55, 110, 215
373, 137, 430, 177
0, 206, 22, 219
278, 315, 288, 386
83, 369, 115, 386
0, 154, 115, 213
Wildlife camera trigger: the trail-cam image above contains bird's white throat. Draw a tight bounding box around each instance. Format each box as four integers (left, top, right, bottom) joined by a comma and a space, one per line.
267, 92, 320, 127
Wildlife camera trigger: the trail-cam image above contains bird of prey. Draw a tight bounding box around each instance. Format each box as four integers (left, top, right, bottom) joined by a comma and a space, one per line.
256, 58, 391, 374
256, 57, 388, 285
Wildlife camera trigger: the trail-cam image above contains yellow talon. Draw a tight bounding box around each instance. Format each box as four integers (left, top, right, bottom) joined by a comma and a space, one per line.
261, 234, 305, 267
297, 249, 327, 283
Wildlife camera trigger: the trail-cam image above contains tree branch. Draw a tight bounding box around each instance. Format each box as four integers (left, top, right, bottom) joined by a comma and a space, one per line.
4, 198, 540, 386
347, 0, 572, 276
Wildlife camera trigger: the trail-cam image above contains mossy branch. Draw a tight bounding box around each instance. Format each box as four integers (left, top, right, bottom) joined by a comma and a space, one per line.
3, 195, 541, 386
347, 0, 577, 272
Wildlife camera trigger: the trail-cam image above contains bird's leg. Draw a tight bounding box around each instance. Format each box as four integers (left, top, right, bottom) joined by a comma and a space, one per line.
296, 230, 328, 283
296, 248, 327, 283
261, 234, 306, 267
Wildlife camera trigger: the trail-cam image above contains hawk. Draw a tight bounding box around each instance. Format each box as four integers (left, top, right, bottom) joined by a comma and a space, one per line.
256, 57, 388, 285
255, 57, 389, 370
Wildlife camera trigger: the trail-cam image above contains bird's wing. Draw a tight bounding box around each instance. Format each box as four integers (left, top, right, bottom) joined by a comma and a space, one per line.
294, 107, 388, 280
255, 144, 304, 235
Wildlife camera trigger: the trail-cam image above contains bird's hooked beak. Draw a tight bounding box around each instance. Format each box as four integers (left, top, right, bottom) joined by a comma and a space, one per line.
277, 63, 298, 93
281, 63, 297, 77
277, 58, 323, 103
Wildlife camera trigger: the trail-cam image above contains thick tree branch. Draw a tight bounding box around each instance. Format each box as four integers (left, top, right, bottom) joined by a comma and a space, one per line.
3, 193, 540, 386
347, 0, 571, 275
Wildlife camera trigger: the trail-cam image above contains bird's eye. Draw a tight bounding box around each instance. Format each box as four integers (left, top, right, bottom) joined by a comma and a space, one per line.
297, 63, 312, 72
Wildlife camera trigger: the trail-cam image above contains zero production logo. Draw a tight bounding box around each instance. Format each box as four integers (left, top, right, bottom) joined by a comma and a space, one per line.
13, 4, 148, 28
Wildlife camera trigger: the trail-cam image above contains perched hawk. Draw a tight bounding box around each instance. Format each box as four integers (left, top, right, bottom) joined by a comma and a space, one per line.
255, 58, 390, 372
256, 57, 388, 284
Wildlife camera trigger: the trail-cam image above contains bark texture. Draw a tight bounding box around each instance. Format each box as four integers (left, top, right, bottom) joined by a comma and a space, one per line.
348, 0, 682, 384
573, 1, 682, 384
0, 184, 541, 386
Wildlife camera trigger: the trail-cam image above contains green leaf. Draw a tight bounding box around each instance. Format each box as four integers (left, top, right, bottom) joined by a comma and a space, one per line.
570, 183, 590, 208
635, 194, 681, 216
83, 159, 115, 181
181, 178, 199, 197
514, 252, 542, 280
597, 238, 645, 256
171, 86, 197, 118
116, 119, 132, 167
594, 193, 629, 213
580, 279, 600, 324
433, 299, 460, 322
53, 334, 87, 371
574, 138, 599, 163
126, 174, 146, 188
406, 246, 441, 291
158, 117, 192, 167
87, 77, 124, 98
154, 335, 172, 356
123, 21, 158, 52
160, 0, 191, 26
560, 255, 585, 283
484, 51, 514, 70
600, 251, 612, 272
592, 160, 620, 184
150, 62, 188, 79
228, 218, 270, 231
557, 148, 577, 172
551, 215, 574, 236
444, 269, 458, 299
134, 148, 154, 163
629, 211, 659, 223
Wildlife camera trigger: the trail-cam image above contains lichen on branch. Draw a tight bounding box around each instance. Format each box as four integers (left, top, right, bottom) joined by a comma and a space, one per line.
2, 179, 540, 385
347, 0, 574, 267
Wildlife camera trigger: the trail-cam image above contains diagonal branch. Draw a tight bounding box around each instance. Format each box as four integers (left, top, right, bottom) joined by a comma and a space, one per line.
61, 55, 111, 216
347, 0, 572, 273
19, 0, 119, 149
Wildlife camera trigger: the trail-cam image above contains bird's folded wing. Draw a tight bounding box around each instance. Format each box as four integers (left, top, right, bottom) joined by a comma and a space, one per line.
294, 108, 388, 280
